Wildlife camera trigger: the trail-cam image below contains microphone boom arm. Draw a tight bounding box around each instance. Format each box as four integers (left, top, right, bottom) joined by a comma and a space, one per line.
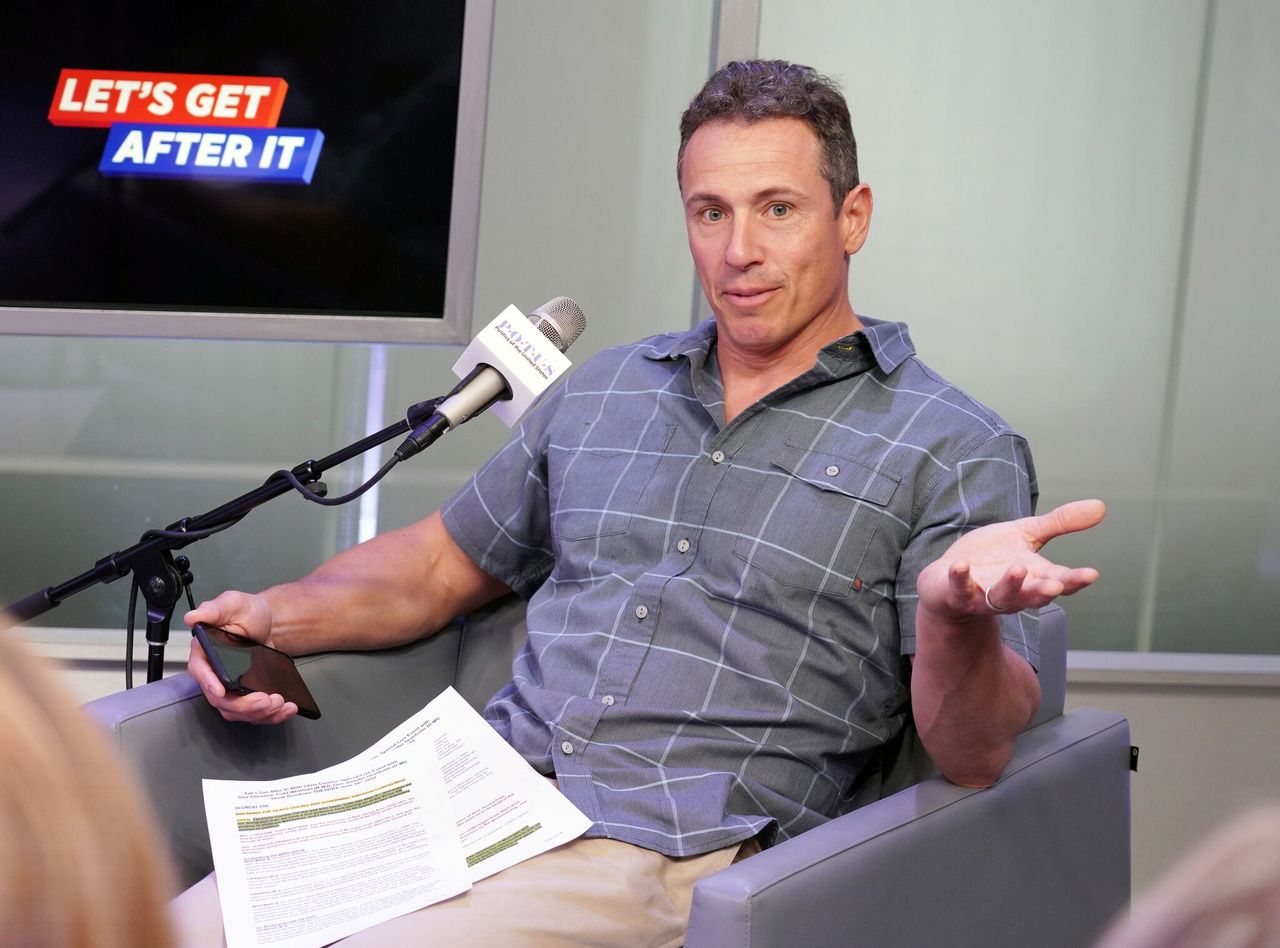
5, 396, 444, 684
8, 295, 586, 685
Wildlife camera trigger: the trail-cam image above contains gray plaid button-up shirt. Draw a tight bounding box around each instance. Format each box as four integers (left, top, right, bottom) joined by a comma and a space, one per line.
442, 316, 1038, 857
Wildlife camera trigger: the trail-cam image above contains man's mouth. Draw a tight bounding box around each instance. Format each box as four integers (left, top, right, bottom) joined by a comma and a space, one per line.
721, 286, 778, 306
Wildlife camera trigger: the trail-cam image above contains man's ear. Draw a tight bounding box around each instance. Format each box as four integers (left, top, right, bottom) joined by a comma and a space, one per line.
841, 183, 873, 256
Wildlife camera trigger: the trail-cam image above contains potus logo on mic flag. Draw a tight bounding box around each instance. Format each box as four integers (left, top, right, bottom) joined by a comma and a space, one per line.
48, 68, 324, 184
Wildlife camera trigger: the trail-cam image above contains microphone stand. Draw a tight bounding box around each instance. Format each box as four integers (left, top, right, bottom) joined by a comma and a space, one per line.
5, 397, 444, 685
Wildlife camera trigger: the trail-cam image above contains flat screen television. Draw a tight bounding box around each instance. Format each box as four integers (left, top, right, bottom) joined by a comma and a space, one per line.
0, 0, 492, 344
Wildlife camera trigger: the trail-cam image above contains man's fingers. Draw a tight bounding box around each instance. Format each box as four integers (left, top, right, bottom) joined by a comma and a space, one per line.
1027, 499, 1106, 547
265, 702, 300, 726
947, 558, 974, 592
183, 589, 267, 640
994, 565, 1029, 601
183, 590, 241, 629
985, 565, 1032, 612
186, 638, 227, 699
241, 695, 297, 726
1001, 571, 1099, 609
947, 554, 1100, 615
1050, 566, 1100, 595
212, 692, 296, 725
952, 561, 1030, 613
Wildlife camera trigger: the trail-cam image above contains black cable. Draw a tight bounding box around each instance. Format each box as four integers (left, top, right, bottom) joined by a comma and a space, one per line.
125, 579, 137, 690
123, 448, 396, 687
140, 516, 245, 543
274, 455, 400, 507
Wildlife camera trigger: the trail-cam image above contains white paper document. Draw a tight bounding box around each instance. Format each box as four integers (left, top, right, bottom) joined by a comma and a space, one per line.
202, 687, 591, 948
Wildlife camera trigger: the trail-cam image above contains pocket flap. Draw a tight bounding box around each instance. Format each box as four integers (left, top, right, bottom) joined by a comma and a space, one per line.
774, 442, 899, 507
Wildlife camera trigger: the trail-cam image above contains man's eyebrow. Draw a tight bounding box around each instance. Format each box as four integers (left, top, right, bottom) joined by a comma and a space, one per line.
683, 190, 721, 207
683, 186, 807, 208
754, 187, 805, 202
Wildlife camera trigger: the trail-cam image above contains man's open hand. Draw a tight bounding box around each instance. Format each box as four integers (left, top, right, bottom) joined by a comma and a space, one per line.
917, 499, 1106, 621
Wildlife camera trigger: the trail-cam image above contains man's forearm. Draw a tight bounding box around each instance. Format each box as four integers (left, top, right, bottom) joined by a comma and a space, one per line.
910, 608, 1040, 787
264, 510, 510, 656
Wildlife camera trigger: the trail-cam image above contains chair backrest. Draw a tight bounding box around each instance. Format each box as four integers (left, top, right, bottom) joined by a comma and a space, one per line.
1032, 603, 1068, 723
453, 594, 532, 710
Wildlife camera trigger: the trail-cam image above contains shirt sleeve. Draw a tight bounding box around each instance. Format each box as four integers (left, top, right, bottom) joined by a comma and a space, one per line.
440, 384, 564, 599
895, 431, 1041, 667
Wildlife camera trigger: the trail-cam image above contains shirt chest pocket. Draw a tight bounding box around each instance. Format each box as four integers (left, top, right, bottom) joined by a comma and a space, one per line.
732, 443, 900, 597
550, 420, 676, 541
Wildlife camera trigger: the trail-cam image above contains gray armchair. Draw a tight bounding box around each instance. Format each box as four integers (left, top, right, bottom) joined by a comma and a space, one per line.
85, 600, 1130, 947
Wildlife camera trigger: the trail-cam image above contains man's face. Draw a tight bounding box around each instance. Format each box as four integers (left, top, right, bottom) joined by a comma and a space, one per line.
679, 117, 871, 361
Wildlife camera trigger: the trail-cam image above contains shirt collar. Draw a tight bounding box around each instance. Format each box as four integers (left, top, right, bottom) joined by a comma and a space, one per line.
642, 318, 718, 363
642, 315, 916, 376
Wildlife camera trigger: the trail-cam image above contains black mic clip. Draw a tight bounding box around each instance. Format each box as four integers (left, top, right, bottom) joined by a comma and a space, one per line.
394, 368, 509, 462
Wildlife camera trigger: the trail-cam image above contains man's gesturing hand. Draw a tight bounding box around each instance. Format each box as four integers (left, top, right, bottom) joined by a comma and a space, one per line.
184, 590, 298, 725
917, 499, 1106, 621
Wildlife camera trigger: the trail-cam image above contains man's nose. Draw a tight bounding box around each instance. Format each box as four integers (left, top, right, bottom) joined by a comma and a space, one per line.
724, 217, 763, 269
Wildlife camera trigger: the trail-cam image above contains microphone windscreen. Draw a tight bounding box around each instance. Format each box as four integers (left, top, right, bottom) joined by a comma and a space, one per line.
529, 297, 587, 353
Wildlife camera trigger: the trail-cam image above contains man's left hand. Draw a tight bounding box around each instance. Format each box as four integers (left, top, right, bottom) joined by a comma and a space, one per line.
917, 499, 1106, 620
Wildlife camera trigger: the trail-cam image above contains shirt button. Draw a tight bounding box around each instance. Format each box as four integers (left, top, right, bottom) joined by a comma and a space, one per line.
676, 539, 691, 553
601, 695, 615, 706
826, 464, 840, 477
711, 450, 726, 464
635, 604, 649, 619
561, 741, 574, 755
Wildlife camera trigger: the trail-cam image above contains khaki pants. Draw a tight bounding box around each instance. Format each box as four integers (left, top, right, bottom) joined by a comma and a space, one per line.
171, 834, 757, 947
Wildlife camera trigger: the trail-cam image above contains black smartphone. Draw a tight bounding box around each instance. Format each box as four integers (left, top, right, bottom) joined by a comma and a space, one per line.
191, 622, 321, 719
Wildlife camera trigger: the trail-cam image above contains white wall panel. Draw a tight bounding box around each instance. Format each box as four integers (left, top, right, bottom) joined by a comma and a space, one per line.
1151, 0, 1280, 651
759, 0, 1210, 649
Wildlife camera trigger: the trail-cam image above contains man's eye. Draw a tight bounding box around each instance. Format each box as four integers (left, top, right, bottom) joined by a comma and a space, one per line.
768, 203, 789, 217
702, 208, 724, 222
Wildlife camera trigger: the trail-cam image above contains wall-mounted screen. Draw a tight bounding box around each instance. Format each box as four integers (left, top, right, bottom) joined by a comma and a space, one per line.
0, 0, 492, 344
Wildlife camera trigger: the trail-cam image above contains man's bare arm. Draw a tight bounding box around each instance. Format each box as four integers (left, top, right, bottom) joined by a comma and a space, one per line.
910, 499, 1105, 786
185, 510, 510, 723
259, 510, 510, 655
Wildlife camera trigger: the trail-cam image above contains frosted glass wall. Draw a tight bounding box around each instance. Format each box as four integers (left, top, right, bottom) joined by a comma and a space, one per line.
3, 0, 1275, 655
1148, 0, 1280, 651
758, 0, 1277, 652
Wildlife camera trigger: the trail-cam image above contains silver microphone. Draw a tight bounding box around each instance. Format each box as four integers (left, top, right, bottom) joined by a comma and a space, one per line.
396, 297, 586, 459
436, 297, 586, 427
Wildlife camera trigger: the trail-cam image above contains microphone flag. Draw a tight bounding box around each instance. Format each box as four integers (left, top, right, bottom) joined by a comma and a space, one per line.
450, 305, 573, 426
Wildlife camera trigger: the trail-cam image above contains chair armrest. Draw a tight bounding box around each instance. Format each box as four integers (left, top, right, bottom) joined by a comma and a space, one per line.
1032, 603, 1066, 725
83, 626, 464, 889
686, 707, 1131, 948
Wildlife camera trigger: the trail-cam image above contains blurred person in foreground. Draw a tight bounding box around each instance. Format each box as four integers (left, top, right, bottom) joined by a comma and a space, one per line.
0, 629, 176, 947
1095, 807, 1280, 948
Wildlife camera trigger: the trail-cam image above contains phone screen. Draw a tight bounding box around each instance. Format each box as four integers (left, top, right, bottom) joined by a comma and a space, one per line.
192, 623, 321, 719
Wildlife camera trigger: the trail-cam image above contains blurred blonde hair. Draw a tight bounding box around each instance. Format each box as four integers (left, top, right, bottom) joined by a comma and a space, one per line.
1095, 807, 1280, 948
0, 630, 175, 947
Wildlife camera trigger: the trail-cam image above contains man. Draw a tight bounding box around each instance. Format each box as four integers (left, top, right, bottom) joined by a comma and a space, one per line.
179, 60, 1104, 945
